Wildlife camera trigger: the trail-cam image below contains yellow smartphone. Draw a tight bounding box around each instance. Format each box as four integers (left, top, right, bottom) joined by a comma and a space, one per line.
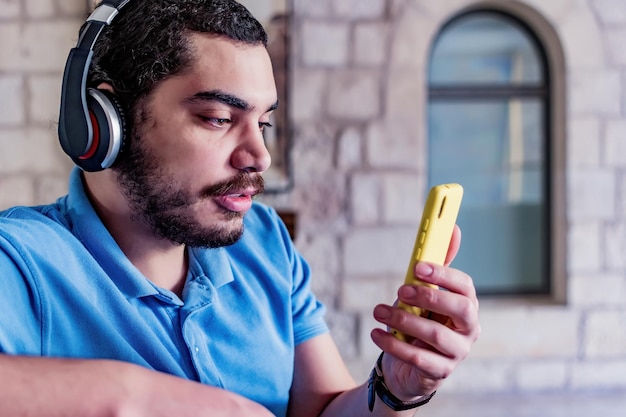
391, 183, 463, 342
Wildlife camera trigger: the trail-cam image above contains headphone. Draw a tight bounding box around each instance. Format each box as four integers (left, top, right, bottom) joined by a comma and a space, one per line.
58, 0, 132, 172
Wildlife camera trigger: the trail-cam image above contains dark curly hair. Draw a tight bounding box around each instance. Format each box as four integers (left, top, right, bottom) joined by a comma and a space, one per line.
86, 0, 268, 113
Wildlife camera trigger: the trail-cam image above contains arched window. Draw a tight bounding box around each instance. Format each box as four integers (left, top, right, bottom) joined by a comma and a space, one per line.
428, 10, 550, 295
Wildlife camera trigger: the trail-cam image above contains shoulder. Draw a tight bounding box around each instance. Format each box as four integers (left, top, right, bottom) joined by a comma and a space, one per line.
0, 202, 75, 261
0, 201, 70, 238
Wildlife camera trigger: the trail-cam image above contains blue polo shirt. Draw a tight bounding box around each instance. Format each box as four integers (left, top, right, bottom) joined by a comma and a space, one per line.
0, 169, 328, 416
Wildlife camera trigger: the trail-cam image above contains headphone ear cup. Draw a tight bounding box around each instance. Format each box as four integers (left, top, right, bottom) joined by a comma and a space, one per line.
74, 88, 127, 172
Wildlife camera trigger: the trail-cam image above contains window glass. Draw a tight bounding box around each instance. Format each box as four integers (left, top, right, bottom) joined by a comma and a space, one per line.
428, 11, 549, 295
430, 12, 544, 86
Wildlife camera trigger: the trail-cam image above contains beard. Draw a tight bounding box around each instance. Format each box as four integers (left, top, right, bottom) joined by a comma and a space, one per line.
112, 130, 265, 248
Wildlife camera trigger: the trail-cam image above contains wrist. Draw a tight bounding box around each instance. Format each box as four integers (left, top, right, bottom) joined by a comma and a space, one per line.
367, 353, 436, 412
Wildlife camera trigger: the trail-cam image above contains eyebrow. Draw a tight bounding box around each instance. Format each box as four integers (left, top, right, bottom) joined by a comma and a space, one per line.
185, 89, 278, 113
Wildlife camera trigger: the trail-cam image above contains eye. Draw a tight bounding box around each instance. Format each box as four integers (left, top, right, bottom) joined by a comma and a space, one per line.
259, 121, 273, 131
201, 116, 233, 128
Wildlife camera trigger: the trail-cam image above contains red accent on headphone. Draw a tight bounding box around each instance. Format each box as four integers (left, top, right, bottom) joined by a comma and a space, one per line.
79, 111, 100, 159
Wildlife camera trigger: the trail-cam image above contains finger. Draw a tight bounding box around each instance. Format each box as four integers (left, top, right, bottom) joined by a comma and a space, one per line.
444, 225, 461, 266
404, 284, 479, 333
376, 303, 470, 357
411, 262, 478, 306
397, 280, 480, 336
370, 327, 457, 381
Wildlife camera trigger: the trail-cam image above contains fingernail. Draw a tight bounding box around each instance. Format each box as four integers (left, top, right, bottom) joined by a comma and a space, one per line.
416, 262, 434, 277
374, 305, 392, 320
399, 285, 417, 298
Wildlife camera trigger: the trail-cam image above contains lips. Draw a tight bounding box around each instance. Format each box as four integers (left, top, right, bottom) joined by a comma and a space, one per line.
215, 189, 258, 212
204, 173, 265, 213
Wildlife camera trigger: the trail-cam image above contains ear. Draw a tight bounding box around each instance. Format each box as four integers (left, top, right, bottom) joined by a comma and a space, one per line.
96, 82, 116, 94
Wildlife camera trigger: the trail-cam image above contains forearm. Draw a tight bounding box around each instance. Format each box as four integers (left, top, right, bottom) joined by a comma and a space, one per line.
319, 382, 422, 417
0, 354, 272, 417
0, 354, 132, 417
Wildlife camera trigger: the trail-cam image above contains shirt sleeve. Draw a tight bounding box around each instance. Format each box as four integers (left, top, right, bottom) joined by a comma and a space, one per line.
290, 248, 329, 345
0, 240, 43, 354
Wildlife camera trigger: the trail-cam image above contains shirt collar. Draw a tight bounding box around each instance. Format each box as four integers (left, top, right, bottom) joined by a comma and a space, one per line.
63, 168, 235, 301
64, 168, 161, 299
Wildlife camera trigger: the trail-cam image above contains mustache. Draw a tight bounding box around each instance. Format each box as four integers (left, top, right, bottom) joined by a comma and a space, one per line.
201, 172, 265, 197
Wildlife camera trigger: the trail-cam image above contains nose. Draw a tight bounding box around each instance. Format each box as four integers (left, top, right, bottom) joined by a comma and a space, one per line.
231, 122, 272, 173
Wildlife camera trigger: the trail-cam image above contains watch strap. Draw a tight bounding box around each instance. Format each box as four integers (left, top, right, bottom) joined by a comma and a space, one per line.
367, 352, 437, 412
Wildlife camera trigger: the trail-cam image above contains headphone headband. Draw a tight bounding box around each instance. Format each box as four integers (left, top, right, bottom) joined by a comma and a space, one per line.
58, 0, 132, 171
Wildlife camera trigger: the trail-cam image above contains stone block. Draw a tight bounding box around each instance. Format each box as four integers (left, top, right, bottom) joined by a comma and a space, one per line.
438, 358, 516, 392
355, 311, 385, 379
560, 9, 605, 71
470, 306, 579, 358
0, 175, 35, 209
350, 173, 381, 225
332, 0, 386, 20
327, 70, 381, 120
567, 170, 615, 220
522, 0, 574, 22
0, 127, 64, 174
341, 277, 397, 312
567, 117, 600, 168
343, 226, 415, 277
591, 0, 626, 25
385, 69, 425, 129
389, 7, 437, 70
28, 74, 62, 125
354, 22, 388, 67
25, 0, 55, 18
299, 233, 341, 302
605, 120, 626, 168
381, 173, 424, 224
0, 24, 21, 71
569, 274, 626, 307
292, 0, 332, 18
568, 221, 602, 272
606, 221, 626, 271
0, 75, 25, 125
515, 360, 568, 391
569, 70, 621, 116
571, 360, 626, 390
0, 0, 20, 18
36, 173, 70, 204
290, 69, 326, 123
326, 309, 359, 360
336, 127, 363, 170
366, 120, 423, 169
410, 0, 470, 21
290, 123, 335, 184
584, 310, 626, 357
18, 21, 77, 72
605, 28, 626, 66
301, 22, 349, 67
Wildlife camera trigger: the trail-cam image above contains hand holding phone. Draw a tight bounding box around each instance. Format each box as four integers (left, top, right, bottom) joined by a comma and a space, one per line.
391, 183, 463, 342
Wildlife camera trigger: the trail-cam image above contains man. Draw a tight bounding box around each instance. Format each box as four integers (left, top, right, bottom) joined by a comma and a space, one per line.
0, 1, 480, 416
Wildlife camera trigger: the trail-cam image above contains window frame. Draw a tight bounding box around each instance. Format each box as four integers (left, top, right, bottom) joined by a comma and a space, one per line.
427, 9, 555, 297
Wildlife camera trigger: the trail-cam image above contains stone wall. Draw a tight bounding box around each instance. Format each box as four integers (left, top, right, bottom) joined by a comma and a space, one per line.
1, 0, 625, 395
0, 0, 78, 209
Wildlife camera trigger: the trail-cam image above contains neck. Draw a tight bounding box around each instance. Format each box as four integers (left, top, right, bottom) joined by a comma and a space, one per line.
82, 171, 189, 297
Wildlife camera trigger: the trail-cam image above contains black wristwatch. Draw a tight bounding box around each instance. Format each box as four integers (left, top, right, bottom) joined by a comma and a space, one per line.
367, 352, 437, 412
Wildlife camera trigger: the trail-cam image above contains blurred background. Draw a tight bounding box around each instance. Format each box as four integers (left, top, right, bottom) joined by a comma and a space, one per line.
1, 0, 626, 414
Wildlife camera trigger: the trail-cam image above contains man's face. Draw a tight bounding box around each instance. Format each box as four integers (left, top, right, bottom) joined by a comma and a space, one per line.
114, 34, 278, 248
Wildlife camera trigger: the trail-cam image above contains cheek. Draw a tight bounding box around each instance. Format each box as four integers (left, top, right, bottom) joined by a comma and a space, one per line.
140, 117, 235, 177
